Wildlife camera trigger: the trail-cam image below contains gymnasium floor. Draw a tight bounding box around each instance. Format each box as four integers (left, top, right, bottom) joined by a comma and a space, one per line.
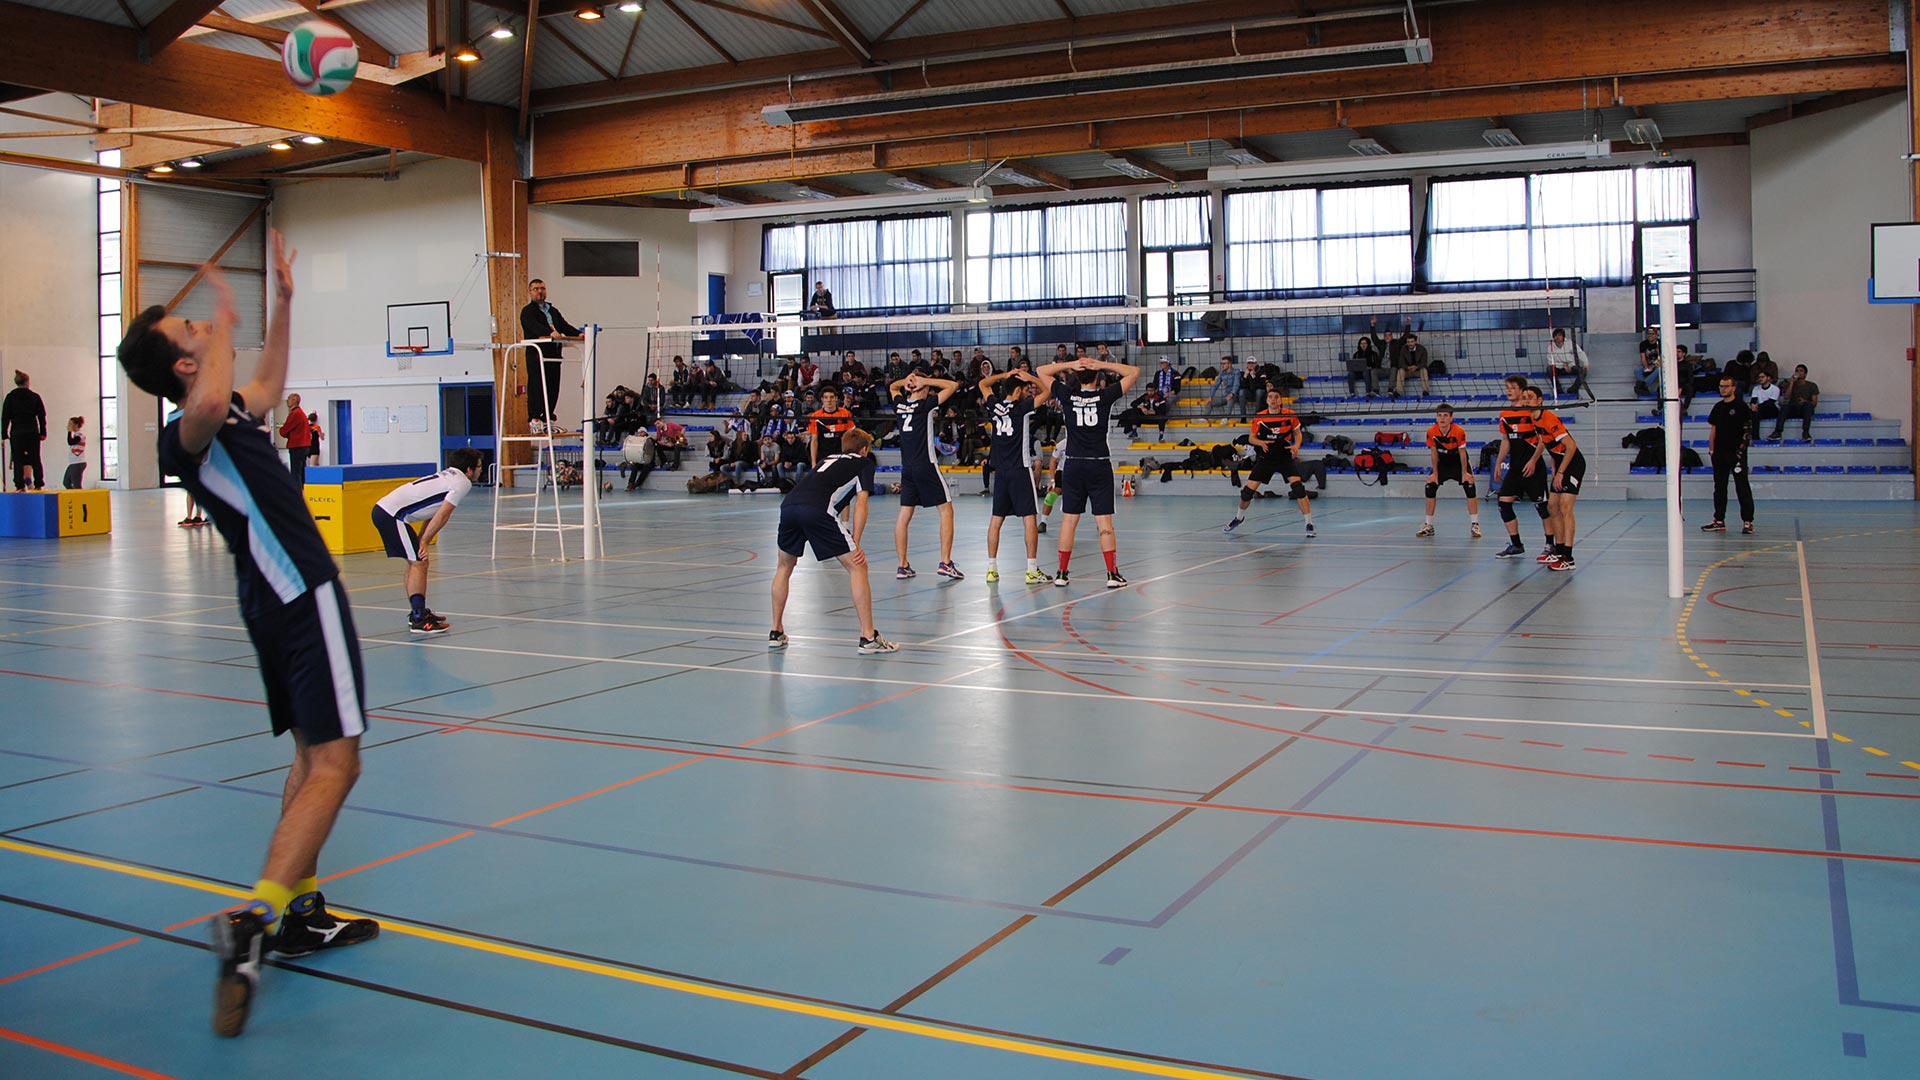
2, 488, 1918, 1079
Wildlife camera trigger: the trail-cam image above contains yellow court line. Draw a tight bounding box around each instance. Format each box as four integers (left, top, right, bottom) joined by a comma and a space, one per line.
0, 837, 1262, 1080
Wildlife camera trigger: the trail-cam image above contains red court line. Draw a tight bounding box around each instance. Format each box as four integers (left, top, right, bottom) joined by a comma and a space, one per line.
1715, 761, 1766, 769
1522, 740, 1566, 748
0, 1024, 176, 1080
1582, 747, 1628, 756
0, 938, 138, 985
1461, 733, 1504, 742
1649, 754, 1695, 762
1788, 766, 1840, 774
1867, 773, 1920, 781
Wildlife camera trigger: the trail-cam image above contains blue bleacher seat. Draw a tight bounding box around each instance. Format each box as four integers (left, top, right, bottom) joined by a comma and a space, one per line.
1877, 438, 1907, 446
1882, 465, 1914, 475
1812, 439, 1842, 446
1844, 412, 1872, 420
1847, 465, 1877, 474
1751, 465, 1779, 474
1815, 465, 1845, 474
1630, 466, 1660, 474
1783, 465, 1813, 473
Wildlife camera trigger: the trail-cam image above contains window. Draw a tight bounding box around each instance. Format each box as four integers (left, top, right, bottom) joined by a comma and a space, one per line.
1429, 164, 1696, 286
966, 199, 1126, 307
561, 239, 639, 277
1225, 183, 1411, 296
1141, 194, 1213, 343
96, 149, 121, 482
763, 214, 951, 313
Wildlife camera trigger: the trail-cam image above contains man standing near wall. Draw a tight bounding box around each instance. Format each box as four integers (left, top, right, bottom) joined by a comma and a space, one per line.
519, 279, 582, 434
1703, 375, 1756, 535
3, 370, 46, 491
278, 393, 311, 488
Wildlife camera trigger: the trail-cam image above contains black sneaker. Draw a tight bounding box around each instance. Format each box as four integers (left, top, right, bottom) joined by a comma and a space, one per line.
857, 634, 899, 655
1053, 569, 1070, 588
1700, 520, 1726, 532
272, 894, 379, 958
212, 906, 269, 1037
767, 630, 789, 650
1494, 541, 1526, 559
1105, 571, 1129, 589
1036, 520, 1047, 534
409, 614, 449, 635
1742, 521, 1755, 534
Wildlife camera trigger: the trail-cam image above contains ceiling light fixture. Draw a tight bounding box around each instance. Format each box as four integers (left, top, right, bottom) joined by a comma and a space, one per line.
966, 184, 992, 204
1482, 127, 1522, 148
618, 1, 644, 11
300, 135, 325, 145
1622, 118, 1663, 146
489, 25, 515, 39
1222, 148, 1266, 166
451, 42, 481, 62
886, 177, 932, 191
269, 140, 293, 151
1206, 140, 1613, 184
150, 163, 174, 173
575, 4, 603, 18
1347, 138, 1392, 157
1103, 158, 1158, 180
179, 158, 203, 168
995, 168, 1046, 187
688, 185, 985, 223
763, 38, 1432, 126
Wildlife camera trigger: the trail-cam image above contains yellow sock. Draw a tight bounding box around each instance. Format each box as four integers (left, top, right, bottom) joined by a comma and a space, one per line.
293, 876, 318, 899
288, 876, 320, 916
250, 878, 295, 928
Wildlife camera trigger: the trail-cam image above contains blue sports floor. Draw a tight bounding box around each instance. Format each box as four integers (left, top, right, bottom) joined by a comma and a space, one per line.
2, 488, 1918, 1079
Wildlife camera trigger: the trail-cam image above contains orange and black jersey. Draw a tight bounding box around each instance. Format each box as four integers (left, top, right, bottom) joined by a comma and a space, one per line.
1251, 408, 1301, 450
1426, 423, 1468, 455
1498, 409, 1538, 447
1532, 410, 1573, 455
809, 407, 854, 454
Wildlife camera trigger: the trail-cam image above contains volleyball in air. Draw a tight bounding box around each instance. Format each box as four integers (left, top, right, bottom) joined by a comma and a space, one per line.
281, 20, 359, 96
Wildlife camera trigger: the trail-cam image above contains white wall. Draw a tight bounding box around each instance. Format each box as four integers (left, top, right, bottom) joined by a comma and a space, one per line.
1752, 95, 1910, 436
0, 95, 103, 487
1692, 144, 1752, 273
527, 202, 697, 393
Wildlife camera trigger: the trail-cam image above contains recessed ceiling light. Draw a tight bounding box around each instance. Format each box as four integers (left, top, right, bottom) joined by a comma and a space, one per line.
179, 158, 203, 168
269, 140, 293, 151
1103, 158, 1157, 179
575, 4, 602, 18
489, 25, 515, 40
618, 2, 643, 11
151, 164, 174, 173
451, 42, 481, 63
300, 135, 324, 145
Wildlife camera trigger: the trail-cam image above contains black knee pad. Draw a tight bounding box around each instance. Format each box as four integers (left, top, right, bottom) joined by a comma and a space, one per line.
1462, 482, 1478, 499
1498, 501, 1517, 523
1240, 485, 1259, 503
1535, 500, 1552, 518
1288, 481, 1308, 501
1423, 481, 1438, 499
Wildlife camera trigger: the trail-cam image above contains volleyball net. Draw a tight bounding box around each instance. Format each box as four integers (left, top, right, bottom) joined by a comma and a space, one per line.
632, 287, 1586, 420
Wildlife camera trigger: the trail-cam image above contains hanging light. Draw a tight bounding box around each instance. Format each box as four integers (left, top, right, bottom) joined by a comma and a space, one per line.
618, 2, 644, 11
179, 158, 203, 168
451, 42, 481, 63
300, 135, 325, 145
488, 25, 515, 40
575, 4, 603, 18
151, 164, 174, 173
268, 140, 294, 151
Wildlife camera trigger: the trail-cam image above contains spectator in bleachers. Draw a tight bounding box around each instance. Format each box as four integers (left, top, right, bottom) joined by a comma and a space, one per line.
1152, 357, 1180, 399
701, 361, 727, 408
1008, 345, 1027, 371
808, 281, 835, 319
669, 355, 691, 406
1674, 344, 1695, 414
641, 373, 668, 421
686, 362, 708, 410
1752, 350, 1779, 385
838, 349, 865, 381
1346, 333, 1382, 397
1392, 331, 1432, 397
1119, 388, 1171, 439
1544, 328, 1588, 399
655, 420, 687, 470
1634, 339, 1661, 398
705, 428, 730, 471
720, 432, 761, 486
1765, 364, 1818, 441
778, 430, 809, 483
798, 355, 819, 389
1209, 357, 1242, 417
1747, 370, 1780, 440
1723, 349, 1755, 396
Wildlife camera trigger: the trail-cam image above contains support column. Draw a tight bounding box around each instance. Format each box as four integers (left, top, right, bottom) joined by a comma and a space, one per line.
483, 110, 529, 485
1910, 0, 1919, 492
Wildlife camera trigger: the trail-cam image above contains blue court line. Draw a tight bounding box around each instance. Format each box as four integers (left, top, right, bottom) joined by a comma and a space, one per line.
0, 746, 1148, 927
1143, 524, 1636, 929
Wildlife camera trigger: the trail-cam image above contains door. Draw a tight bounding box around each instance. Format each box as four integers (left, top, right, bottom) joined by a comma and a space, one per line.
331, 400, 353, 465
439, 382, 495, 477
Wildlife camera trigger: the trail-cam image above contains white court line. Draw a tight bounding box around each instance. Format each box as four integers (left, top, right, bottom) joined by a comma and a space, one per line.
915, 543, 1284, 645
67, 612, 1813, 742
0, 578, 232, 601
1796, 541, 1830, 740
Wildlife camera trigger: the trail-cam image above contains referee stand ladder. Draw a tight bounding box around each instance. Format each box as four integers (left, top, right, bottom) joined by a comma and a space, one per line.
488, 327, 604, 562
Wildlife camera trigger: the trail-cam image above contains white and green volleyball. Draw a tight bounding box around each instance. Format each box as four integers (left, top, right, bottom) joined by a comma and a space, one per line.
281, 20, 359, 96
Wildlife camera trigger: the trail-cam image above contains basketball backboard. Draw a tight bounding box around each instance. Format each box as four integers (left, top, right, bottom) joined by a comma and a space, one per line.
386, 301, 453, 356
1868, 222, 1920, 303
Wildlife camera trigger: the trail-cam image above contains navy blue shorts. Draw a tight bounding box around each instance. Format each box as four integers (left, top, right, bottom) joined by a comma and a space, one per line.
898, 462, 950, 508
1247, 449, 1298, 487
778, 505, 854, 561
371, 508, 423, 562
242, 580, 369, 745
990, 466, 1039, 519
1059, 458, 1115, 517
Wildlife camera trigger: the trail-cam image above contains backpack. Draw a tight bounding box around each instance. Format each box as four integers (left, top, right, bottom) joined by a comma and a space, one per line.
1199, 366, 1219, 380
1274, 371, 1305, 391
1427, 358, 1448, 376
1625, 427, 1665, 451
1478, 442, 1500, 474
1324, 434, 1356, 454
687, 471, 728, 494
1374, 431, 1409, 446
1681, 446, 1704, 470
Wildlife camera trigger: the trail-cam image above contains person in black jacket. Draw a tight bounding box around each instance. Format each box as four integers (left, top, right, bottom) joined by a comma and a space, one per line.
3, 370, 47, 491
518, 279, 581, 431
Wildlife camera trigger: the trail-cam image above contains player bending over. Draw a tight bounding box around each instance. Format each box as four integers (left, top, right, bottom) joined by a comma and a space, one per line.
1523, 385, 1586, 570
769, 428, 898, 654
1492, 375, 1554, 559
1223, 387, 1313, 537
371, 448, 486, 634
1416, 403, 1480, 538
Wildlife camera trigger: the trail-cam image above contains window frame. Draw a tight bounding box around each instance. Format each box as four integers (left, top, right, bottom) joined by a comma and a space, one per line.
1223, 179, 1414, 299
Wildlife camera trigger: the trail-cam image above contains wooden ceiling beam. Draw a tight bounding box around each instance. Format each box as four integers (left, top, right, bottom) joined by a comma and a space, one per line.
653, 0, 736, 65
195, 14, 438, 83
0, 148, 263, 194
874, 0, 934, 45
1011, 162, 1077, 190
1219, 136, 1275, 163
288, 0, 396, 65
793, 0, 873, 65
527, 56, 1901, 203
678, 0, 833, 39
144, 1, 224, 55
0, 0, 494, 161
545, 19, 617, 81
194, 139, 382, 175
788, 176, 865, 197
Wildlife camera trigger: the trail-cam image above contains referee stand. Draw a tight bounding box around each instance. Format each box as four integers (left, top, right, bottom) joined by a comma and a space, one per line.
488, 327, 604, 562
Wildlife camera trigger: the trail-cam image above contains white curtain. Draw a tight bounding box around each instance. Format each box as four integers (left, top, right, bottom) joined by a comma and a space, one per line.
1141, 193, 1211, 249
1227, 183, 1411, 293
986, 200, 1126, 304
763, 214, 952, 310
1430, 165, 1694, 286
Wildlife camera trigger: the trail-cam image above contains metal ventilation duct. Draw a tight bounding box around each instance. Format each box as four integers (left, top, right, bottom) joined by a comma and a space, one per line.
762, 39, 1434, 126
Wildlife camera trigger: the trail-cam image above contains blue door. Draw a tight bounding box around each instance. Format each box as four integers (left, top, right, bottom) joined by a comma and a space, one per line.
332, 400, 353, 465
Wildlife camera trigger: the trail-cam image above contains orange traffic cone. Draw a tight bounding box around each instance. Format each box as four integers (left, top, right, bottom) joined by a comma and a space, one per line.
1121, 478, 1135, 497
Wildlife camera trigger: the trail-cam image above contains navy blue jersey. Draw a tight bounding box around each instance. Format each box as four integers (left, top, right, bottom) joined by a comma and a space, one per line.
785, 452, 876, 512
158, 393, 340, 617
987, 395, 1035, 471
892, 394, 940, 467
1053, 382, 1124, 459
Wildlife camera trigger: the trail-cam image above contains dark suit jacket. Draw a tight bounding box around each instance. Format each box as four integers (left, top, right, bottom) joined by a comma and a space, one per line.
520, 301, 581, 359
1, 388, 46, 441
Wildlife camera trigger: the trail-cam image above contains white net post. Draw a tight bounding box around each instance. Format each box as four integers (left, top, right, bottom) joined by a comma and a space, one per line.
1661, 282, 1684, 599
582, 324, 601, 561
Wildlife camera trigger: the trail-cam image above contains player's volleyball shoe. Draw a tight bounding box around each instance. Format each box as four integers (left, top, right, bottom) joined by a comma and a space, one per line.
857, 634, 899, 655
1471, 522, 1483, 538
1105, 571, 1128, 589
1415, 523, 1435, 538
894, 565, 916, 580
211, 906, 269, 1037
936, 561, 965, 580
273, 894, 379, 957
1303, 523, 1316, 538
984, 568, 1000, 583
767, 630, 788, 650
1053, 569, 1070, 588
1495, 541, 1525, 559
1024, 569, 1048, 584
1222, 517, 1243, 533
